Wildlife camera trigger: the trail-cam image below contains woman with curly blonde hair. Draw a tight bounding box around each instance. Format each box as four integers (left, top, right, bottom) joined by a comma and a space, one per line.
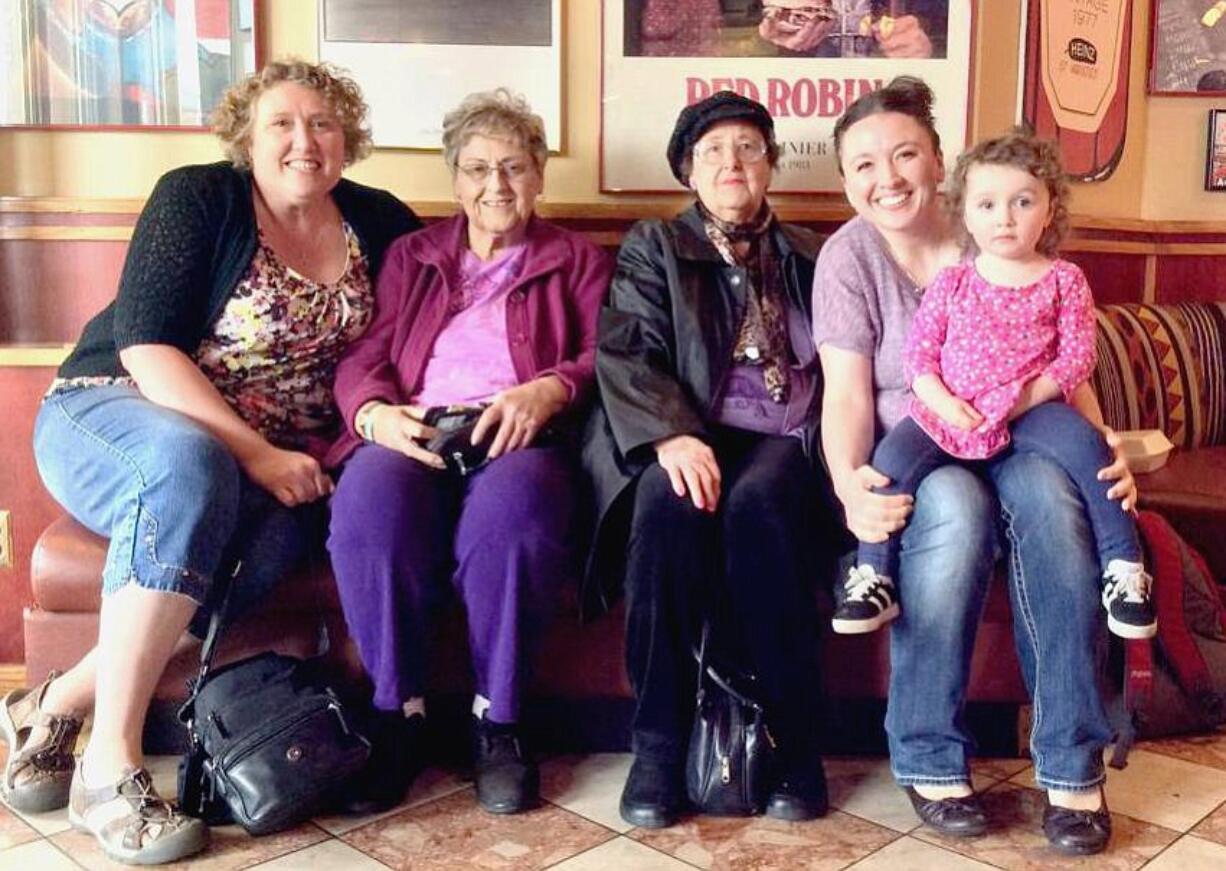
2, 59, 418, 864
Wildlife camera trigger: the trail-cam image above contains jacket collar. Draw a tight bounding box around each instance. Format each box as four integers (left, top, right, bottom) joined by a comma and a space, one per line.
405, 212, 570, 285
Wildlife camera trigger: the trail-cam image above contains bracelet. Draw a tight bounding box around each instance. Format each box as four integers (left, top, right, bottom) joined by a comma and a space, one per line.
356, 404, 380, 442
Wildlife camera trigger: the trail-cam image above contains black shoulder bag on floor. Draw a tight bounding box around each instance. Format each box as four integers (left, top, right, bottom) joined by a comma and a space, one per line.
176, 563, 371, 835
685, 621, 774, 816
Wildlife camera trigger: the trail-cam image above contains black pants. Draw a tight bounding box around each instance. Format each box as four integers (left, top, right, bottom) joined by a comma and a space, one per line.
623, 428, 832, 763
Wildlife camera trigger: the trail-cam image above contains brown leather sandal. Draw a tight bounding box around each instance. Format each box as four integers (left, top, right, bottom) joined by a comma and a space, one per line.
68, 763, 207, 865
0, 671, 83, 813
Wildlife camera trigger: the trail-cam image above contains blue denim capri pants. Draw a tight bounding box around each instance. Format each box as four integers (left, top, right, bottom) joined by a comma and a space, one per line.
33, 384, 312, 627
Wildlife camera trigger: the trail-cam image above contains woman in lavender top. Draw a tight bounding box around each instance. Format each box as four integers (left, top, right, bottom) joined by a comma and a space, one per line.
813, 76, 1136, 855
326, 90, 613, 816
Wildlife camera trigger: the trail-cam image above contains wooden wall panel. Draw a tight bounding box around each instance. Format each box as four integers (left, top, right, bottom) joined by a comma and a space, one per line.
0, 366, 64, 662
1062, 252, 1148, 305
0, 240, 126, 342
1154, 256, 1226, 303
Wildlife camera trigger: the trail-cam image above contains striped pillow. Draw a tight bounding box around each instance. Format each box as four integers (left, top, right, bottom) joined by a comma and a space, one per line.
1091, 303, 1226, 450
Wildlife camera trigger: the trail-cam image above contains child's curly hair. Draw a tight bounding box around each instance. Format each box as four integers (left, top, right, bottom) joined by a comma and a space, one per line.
947, 128, 1070, 257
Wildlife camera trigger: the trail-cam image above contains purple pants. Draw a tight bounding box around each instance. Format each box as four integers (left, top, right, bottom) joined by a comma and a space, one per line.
328, 443, 576, 722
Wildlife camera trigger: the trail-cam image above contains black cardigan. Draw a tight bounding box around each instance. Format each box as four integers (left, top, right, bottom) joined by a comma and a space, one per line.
60, 162, 421, 378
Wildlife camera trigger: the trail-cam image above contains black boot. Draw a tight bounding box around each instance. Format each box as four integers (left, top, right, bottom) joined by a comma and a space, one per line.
472, 716, 538, 814
619, 756, 686, 828
765, 746, 829, 821
338, 712, 425, 815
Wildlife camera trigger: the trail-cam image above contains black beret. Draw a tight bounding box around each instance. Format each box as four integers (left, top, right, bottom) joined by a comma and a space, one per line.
666, 91, 775, 185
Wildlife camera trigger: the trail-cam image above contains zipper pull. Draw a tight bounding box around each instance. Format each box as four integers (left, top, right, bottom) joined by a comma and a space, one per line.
721, 755, 731, 784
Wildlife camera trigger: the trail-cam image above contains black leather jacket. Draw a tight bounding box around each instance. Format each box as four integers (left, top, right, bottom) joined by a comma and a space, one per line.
580, 204, 823, 617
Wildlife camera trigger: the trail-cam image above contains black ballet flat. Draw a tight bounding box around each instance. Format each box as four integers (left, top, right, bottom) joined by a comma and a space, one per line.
1042, 792, 1111, 856
903, 785, 988, 837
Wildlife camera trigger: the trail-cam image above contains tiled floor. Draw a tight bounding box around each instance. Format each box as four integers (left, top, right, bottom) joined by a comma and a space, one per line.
3, 734, 1226, 870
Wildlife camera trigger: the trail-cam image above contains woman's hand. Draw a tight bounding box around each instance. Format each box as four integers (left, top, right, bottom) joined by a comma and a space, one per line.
366, 403, 445, 470
758, 3, 836, 53
655, 434, 721, 512
242, 446, 334, 507
1098, 426, 1139, 511
874, 15, 933, 58
472, 376, 569, 460
836, 465, 914, 543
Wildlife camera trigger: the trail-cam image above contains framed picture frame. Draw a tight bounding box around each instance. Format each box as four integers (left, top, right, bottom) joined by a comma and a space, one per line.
1148, 0, 1226, 95
318, 0, 562, 151
1205, 109, 1226, 190
601, 0, 976, 193
0, 0, 260, 130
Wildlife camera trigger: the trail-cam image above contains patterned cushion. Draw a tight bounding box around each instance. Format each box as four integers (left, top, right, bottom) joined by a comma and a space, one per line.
1091, 303, 1226, 449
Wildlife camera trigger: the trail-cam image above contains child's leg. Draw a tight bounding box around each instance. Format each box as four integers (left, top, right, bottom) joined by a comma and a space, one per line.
1007, 402, 1142, 567
858, 417, 957, 578
1008, 402, 1154, 639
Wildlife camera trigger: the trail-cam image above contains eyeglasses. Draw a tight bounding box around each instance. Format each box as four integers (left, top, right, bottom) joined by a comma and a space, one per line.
456, 159, 534, 184
693, 140, 770, 166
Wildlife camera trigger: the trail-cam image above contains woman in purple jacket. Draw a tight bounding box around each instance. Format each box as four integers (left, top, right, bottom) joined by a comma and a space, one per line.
325, 89, 613, 817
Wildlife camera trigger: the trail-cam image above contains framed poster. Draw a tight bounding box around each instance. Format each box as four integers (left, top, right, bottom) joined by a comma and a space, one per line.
1206, 109, 1226, 189
0, 0, 259, 130
1019, 0, 1131, 182
319, 0, 562, 150
601, 1, 975, 193
1149, 0, 1226, 95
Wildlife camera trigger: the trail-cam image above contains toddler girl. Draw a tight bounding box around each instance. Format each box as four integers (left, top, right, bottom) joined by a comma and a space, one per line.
832, 129, 1155, 640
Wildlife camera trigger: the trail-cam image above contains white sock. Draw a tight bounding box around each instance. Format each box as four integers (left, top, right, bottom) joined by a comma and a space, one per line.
471, 694, 491, 720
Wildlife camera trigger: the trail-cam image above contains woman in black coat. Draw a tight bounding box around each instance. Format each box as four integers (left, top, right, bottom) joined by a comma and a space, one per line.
582, 91, 838, 829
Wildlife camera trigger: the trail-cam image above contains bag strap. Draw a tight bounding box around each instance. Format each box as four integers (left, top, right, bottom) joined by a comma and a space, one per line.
178, 560, 242, 726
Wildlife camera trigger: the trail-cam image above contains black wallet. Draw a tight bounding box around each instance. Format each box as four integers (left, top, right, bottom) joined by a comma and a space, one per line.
423, 405, 492, 476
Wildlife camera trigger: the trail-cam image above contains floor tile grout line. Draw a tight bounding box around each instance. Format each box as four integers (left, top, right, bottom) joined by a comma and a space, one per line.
44, 833, 89, 869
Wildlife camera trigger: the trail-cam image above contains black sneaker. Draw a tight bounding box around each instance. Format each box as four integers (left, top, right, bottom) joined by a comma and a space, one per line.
831, 566, 899, 634
473, 716, 538, 814
337, 712, 425, 815
1102, 560, 1157, 639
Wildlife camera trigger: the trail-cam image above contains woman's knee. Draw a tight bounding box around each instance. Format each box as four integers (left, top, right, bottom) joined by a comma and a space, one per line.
329, 446, 444, 549
899, 466, 997, 606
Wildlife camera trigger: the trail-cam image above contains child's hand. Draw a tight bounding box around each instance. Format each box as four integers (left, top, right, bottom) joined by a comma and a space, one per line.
935, 395, 985, 431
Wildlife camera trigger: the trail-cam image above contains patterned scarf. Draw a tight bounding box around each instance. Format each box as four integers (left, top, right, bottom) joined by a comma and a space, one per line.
698, 201, 791, 403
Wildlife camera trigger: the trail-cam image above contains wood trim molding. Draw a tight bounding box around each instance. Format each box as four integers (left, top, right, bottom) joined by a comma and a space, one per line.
5, 194, 1225, 234
0, 345, 75, 366
0, 663, 25, 695
0, 226, 133, 241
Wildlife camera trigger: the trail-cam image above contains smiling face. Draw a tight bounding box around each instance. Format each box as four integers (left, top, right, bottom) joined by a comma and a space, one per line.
453, 134, 542, 254
688, 120, 773, 224
960, 162, 1053, 265
247, 82, 346, 207
838, 111, 945, 236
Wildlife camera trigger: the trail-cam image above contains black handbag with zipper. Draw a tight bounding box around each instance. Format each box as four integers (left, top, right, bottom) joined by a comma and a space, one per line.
176, 563, 371, 835
685, 621, 774, 816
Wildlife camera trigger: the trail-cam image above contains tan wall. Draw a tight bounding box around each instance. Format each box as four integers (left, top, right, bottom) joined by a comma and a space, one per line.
0, 1, 1216, 222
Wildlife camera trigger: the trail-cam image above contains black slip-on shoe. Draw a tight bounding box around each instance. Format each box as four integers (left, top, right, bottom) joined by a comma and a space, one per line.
619, 756, 686, 829
1042, 793, 1111, 855
473, 717, 538, 814
903, 785, 988, 837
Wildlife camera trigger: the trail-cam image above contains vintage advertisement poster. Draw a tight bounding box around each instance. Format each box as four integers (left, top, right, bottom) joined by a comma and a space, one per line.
601, 1, 975, 193
319, 0, 561, 150
1020, 0, 1131, 181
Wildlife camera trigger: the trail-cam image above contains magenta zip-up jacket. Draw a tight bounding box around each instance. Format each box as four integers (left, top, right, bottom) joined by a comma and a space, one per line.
325, 212, 613, 469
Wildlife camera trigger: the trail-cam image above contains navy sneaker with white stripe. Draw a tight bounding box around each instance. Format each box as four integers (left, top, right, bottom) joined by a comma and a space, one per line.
831, 565, 899, 634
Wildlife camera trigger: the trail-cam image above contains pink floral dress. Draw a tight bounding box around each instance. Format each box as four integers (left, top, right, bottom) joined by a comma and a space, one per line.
902, 259, 1096, 460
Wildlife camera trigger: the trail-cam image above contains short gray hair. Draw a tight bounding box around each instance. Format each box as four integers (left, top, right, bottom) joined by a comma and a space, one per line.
441, 89, 548, 173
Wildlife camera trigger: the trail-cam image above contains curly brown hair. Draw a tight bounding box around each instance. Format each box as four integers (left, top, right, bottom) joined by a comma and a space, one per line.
212, 59, 372, 169
947, 128, 1070, 257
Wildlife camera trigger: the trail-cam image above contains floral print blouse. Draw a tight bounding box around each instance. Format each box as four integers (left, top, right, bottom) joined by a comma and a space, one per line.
194, 222, 372, 455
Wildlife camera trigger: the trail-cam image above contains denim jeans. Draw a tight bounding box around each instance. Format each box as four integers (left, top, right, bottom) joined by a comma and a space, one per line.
886, 460, 1112, 792
33, 385, 315, 631
863, 402, 1141, 579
